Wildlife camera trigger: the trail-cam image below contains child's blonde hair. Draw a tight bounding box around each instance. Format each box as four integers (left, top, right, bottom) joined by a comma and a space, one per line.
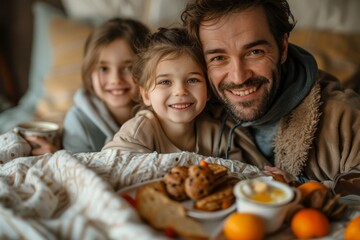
82, 18, 150, 95
132, 27, 207, 104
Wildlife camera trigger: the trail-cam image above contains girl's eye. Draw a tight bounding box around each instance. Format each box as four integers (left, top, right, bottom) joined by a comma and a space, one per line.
187, 78, 200, 84
122, 65, 132, 73
99, 66, 109, 73
157, 80, 171, 85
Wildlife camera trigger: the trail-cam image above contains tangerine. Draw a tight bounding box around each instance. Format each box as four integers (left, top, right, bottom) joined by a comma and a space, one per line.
291, 208, 330, 239
223, 212, 265, 240
344, 215, 360, 240
297, 181, 327, 201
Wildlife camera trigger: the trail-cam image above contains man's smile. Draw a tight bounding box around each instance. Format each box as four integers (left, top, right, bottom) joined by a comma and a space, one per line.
230, 86, 258, 97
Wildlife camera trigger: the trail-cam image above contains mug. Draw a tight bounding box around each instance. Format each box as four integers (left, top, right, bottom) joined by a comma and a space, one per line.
13, 121, 60, 148
233, 177, 300, 234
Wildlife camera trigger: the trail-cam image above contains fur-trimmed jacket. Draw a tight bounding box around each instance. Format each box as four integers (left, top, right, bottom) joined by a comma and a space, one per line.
222, 71, 360, 192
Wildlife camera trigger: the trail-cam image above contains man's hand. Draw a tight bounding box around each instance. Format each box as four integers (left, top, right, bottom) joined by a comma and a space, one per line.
263, 166, 297, 183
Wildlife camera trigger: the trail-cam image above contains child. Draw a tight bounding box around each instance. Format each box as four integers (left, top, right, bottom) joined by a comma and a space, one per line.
61, 18, 150, 153
103, 27, 243, 160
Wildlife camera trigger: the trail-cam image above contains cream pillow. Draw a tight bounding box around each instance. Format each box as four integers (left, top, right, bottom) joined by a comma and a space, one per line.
35, 15, 92, 125
0, 2, 93, 133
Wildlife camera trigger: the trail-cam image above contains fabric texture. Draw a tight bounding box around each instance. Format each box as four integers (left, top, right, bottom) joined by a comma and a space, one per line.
62, 87, 121, 153
0, 135, 261, 239
0, 132, 31, 164
103, 109, 246, 160
0, 133, 357, 239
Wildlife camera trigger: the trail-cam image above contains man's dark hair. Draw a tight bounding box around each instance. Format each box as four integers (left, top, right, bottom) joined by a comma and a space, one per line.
181, 0, 296, 50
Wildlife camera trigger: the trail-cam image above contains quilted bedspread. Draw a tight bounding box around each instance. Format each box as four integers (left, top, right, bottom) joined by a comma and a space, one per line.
0, 132, 261, 239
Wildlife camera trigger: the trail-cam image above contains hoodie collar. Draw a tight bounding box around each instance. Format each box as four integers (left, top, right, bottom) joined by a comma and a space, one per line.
74, 87, 119, 141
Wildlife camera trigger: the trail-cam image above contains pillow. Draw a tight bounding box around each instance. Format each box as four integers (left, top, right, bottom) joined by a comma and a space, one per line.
290, 29, 360, 92
0, 2, 92, 133
34, 12, 92, 124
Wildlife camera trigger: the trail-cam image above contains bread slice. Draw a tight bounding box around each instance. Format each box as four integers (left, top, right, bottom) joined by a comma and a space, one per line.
207, 163, 228, 179
136, 181, 208, 239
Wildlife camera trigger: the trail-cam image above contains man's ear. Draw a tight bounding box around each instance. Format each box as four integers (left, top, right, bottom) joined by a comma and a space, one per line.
281, 34, 289, 64
140, 87, 151, 106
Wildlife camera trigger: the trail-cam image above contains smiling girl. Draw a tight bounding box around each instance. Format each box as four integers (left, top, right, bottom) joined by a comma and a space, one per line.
103, 27, 244, 159
62, 18, 150, 153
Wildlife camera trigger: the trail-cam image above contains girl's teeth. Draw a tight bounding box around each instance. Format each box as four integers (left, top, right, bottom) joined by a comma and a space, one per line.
171, 103, 191, 109
110, 90, 126, 95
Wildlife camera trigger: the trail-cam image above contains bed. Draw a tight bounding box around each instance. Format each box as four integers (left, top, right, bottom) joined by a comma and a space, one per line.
1, 132, 360, 239
0, 131, 262, 239
0, 0, 359, 134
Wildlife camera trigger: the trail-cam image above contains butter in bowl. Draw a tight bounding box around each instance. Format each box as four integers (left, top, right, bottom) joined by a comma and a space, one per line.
233, 177, 300, 233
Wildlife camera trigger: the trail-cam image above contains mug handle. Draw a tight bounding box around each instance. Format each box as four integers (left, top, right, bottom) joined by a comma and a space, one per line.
291, 188, 302, 204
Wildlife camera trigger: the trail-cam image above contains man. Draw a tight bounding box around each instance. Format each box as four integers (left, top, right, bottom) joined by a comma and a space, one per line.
181, 0, 360, 191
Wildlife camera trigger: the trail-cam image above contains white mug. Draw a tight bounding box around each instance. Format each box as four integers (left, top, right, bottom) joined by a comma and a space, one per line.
13, 121, 60, 148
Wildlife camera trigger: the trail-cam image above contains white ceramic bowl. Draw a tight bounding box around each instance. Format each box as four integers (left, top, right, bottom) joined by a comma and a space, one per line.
233, 177, 299, 233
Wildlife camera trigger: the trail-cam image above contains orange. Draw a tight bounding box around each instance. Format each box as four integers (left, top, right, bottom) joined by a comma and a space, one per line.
291, 208, 330, 239
344, 215, 360, 240
223, 212, 265, 240
199, 159, 208, 167
297, 181, 327, 201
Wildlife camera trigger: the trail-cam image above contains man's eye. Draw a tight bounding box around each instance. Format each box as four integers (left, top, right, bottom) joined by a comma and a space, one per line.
210, 56, 225, 62
249, 49, 264, 56
187, 78, 200, 84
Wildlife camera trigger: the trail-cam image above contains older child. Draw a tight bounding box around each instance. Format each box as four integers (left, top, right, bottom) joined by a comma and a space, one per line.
103, 27, 243, 160
61, 18, 150, 153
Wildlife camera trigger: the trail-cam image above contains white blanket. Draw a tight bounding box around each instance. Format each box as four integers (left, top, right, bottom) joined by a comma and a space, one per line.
0, 132, 261, 239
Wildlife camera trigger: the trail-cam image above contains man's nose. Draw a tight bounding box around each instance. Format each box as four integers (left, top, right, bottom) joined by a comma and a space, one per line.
229, 59, 252, 84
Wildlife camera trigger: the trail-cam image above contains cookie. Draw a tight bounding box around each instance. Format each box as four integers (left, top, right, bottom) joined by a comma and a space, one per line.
194, 177, 240, 211
163, 166, 189, 200
185, 165, 215, 200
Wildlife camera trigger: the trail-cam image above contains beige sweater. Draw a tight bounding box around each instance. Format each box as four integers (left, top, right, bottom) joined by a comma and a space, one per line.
103, 109, 249, 161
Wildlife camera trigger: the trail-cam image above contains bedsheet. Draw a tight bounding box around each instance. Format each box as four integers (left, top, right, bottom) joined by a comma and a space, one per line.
0, 132, 261, 239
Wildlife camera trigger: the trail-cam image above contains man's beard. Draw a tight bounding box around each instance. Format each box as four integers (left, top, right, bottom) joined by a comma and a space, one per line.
216, 71, 280, 123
